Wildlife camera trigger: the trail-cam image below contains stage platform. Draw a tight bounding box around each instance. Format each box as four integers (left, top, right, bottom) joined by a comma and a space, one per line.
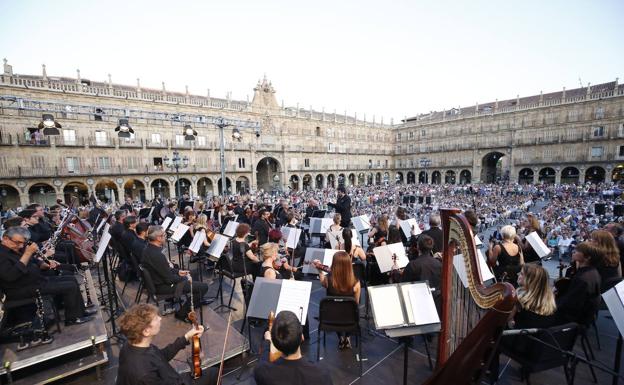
0, 270, 109, 384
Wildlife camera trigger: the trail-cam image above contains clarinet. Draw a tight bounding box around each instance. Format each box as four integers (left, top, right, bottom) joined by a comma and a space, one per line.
35, 289, 52, 343
78, 268, 94, 307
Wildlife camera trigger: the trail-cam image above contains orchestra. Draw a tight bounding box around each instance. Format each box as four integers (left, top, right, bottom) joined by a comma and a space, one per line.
0, 183, 622, 385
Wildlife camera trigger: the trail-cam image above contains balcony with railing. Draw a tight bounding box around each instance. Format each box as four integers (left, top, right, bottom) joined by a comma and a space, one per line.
146, 139, 169, 149
0, 133, 14, 146
16, 135, 51, 147
54, 136, 86, 147
118, 138, 144, 148
89, 137, 116, 147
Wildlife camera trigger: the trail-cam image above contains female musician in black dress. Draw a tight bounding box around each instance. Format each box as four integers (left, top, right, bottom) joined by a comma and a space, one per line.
519, 213, 544, 263
487, 225, 524, 287
314, 251, 360, 349
368, 214, 389, 247
589, 229, 622, 291
232, 223, 260, 280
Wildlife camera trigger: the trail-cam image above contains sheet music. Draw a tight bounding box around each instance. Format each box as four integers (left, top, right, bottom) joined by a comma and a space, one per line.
275, 279, 312, 325
526, 231, 551, 258
169, 216, 183, 232
328, 229, 360, 249
161, 217, 173, 231
603, 281, 624, 337
400, 284, 416, 324
399, 218, 421, 238
102, 223, 110, 236
206, 234, 229, 258
223, 221, 239, 237
94, 232, 111, 263
474, 235, 483, 247
454, 252, 494, 289
369, 285, 405, 328
309, 218, 333, 234
352, 215, 371, 232
302, 248, 328, 274
281, 226, 302, 249
477, 249, 495, 282
407, 283, 440, 325
171, 223, 189, 242
373, 242, 409, 273
189, 230, 206, 253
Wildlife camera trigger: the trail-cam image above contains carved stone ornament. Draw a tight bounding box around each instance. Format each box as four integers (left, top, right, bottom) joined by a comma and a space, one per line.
86, 178, 94, 185
16, 180, 26, 188
53, 179, 62, 187
168, 176, 175, 182
116, 178, 124, 185
143, 176, 150, 182
191, 175, 197, 181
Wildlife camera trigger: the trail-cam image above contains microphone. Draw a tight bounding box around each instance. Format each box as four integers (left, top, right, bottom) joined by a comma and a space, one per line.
501, 328, 541, 336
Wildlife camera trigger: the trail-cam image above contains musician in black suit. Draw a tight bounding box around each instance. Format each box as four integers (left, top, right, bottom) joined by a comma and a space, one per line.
119, 197, 134, 213
131, 222, 149, 265
252, 209, 272, 246
110, 210, 127, 242
328, 186, 351, 228
0, 226, 95, 325
25, 204, 54, 242
141, 226, 209, 322
19, 209, 49, 243
420, 214, 443, 254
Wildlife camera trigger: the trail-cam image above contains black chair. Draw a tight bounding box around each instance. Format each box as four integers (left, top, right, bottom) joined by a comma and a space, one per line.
1, 289, 62, 335
214, 254, 245, 312
316, 296, 362, 377
136, 265, 178, 315
499, 323, 579, 385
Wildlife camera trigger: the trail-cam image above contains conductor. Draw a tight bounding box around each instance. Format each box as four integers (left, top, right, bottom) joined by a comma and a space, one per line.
327, 186, 351, 228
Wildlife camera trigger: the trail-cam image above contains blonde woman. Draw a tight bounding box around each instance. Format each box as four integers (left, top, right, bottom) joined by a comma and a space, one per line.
513, 264, 557, 328
325, 213, 343, 248
589, 229, 622, 291
488, 225, 523, 287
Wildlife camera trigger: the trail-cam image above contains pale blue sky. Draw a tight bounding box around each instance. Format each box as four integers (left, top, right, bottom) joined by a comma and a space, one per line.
0, 0, 621, 121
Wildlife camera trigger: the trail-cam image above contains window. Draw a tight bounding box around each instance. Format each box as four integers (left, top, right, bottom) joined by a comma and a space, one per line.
31, 155, 45, 169
238, 158, 246, 169
94, 107, 103, 121
592, 126, 605, 137
408, 144, 414, 153
397, 133, 401, 141
421, 130, 426, 137
65, 157, 80, 173
595, 107, 604, 119
376, 160, 380, 167
95, 130, 107, 145
618, 123, 624, 137
63, 129, 76, 143
568, 110, 579, 122
97, 157, 112, 169
619, 146, 624, 157
197, 136, 206, 146
153, 157, 163, 171
591, 146, 603, 158
328, 143, 334, 152
304, 158, 310, 167
409, 131, 414, 139
175, 134, 185, 145
151, 133, 161, 144
385, 159, 388, 168
316, 127, 321, 136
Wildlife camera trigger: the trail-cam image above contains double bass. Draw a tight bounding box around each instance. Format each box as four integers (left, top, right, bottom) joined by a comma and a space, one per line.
63, 215, 96, 262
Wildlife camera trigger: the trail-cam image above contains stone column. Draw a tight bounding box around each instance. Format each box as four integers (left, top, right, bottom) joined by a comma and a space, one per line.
19, 192, 29, 207
555, 169, 562, 185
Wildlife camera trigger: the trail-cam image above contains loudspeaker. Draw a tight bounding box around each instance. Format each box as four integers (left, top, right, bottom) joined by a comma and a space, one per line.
409, 196, 416, 204
418, 196, 424, 204
595, 203, 606, 215
403, 196, 410, 205
615, 205, 624, 217
425, 196, 432, 205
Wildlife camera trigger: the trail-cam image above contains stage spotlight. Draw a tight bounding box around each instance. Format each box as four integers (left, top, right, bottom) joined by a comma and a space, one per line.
115, 119, 134, 138
183, 124, 197, 141
38, 114, 61, 135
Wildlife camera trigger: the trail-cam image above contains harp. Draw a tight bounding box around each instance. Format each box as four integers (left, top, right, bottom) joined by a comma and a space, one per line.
424, 209, 516, 385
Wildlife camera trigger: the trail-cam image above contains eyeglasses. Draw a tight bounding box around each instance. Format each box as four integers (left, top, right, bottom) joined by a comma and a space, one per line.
9, 238, 26, 245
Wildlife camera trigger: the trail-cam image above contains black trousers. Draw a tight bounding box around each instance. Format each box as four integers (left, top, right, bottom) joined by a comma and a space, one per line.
7, 276, 86, 320
156, 280, 209, 317
181, 367, 218, 385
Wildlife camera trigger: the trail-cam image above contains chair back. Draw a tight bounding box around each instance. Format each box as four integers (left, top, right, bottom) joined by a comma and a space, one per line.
138, 265, 158, 301
318, 296, 359, 333
218, 254, 238, 278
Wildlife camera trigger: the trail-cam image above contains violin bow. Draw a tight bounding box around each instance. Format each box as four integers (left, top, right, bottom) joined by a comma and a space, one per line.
216, 311, 233, 385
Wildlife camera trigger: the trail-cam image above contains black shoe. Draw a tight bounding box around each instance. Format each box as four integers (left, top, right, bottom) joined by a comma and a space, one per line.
84, 308, 98, 316
65, 316, 93, 326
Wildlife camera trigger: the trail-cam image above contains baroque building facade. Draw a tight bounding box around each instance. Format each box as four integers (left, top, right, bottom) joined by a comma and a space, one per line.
393, 79, 624, 187
0, 60, 394, 208
0, 57, 622, 209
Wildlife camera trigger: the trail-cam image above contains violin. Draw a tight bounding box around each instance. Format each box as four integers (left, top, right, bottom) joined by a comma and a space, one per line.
187, 278, 202, 379
389, 253, 402, 283
309, 260, 331, 273
267, 311, 282, 362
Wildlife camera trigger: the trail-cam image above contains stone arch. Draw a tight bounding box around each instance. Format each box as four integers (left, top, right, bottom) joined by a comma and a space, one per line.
338, 173, 346, 187
395, 172, 404, 184
327, 174, 336, 188
459, 169, 471, 185
0, 184, 21, 209
406, 171, 415, 184
256, 157, 281, 192
236, 176, 250, 194
561, 167, 580, 184
383, 172, 390, 184
538, 167, 556, 184
431, 171, 442, 185
302, 174, 312, 190
481, 151, 506, 183
63, 181, 89, 205
418, 171, 428, 184
348, 173, 356, 186
375, 172, 381, 185
315, 174, 324, 189
94, 179, 119, 204
123, 179, 146, 202
197, 177, 214, 198
151, 178, 171, 199
174, 178, 192, 197
217, 177, 232, 195
445, 170, 456, 184
585, 166, 605, 184
518, 168, 534, 185
27, 182, 57, 207
289, 174, 300, 191
613, 164, 624, 182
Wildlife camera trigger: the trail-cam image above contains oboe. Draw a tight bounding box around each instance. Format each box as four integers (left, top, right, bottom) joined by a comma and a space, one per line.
77, 267, 94, 307
35, 289, 52, 343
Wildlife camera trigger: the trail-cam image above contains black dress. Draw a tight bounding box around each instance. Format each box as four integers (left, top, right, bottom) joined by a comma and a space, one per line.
556, 265, 601, 325
493, 242, 522, 287
232, 239, 259, 279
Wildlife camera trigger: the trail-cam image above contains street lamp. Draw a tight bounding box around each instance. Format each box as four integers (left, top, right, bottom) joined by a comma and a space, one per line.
164, 150, 189, 198
209, 116, 260, 196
